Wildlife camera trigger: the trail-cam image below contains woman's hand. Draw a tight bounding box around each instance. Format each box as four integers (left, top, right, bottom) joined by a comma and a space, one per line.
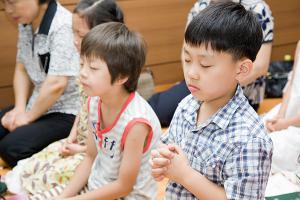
266, 118, 289, 132
12, 112, 31, 131
1, 108, 25, 131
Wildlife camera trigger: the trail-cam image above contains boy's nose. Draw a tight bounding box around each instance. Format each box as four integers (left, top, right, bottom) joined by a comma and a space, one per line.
80, 67, 88, 79
187, 65, 200, 80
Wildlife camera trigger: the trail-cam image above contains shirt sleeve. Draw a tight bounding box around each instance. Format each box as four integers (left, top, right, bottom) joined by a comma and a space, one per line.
223, 137, 273, 200
251, 2, 274, 43
48, 25, 79, 76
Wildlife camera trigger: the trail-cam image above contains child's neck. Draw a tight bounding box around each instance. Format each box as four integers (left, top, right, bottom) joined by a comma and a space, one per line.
197, 87, 236, 126
32, 3, 48, 32
101, 88, 130, 108
99, 89, 131, 129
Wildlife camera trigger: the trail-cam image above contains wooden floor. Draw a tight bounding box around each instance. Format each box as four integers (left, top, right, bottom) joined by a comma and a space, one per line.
257, 98, 282, 114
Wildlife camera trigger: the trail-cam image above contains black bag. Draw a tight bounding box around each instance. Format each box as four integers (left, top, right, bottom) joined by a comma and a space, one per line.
265, 60, 293, 98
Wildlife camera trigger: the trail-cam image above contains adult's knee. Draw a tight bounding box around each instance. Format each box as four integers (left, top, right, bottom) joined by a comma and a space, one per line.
0, 137, 30, 167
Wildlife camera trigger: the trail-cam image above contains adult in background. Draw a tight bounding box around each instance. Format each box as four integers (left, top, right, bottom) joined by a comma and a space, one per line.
0, 0, 80, 167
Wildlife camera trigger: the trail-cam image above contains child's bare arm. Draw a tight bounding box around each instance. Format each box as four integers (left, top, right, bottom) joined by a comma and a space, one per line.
276, 40, 300, 119
67, 114, 80, 143
60, 115, 83, 156
60, 129, 97, 198
268, 115, 300, 132
64, 122, 150, 200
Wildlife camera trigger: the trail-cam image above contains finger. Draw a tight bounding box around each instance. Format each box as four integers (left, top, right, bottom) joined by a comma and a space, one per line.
268, 124, 275, 132
9, 122, 17, 132
168, 143, 183, 153
1, 117, 8, 128
266, 119, 277, 123
2, 114, 12, 126
151, 166, 168, 176
149, 157, 169, 169
266, 126, 272, 133
61, 150, 70, 156
62, 147, 70, 153
1, 114, 7, 122
151, 149, 162, 159
167, 144, 177, 152
157, 147, 174, 159
152, 157, 171, 167
153, 175, 165, 182
61, 146, 67, 152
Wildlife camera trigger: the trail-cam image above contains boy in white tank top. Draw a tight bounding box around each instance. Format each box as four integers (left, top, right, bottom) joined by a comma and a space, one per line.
56, 22, 161, 199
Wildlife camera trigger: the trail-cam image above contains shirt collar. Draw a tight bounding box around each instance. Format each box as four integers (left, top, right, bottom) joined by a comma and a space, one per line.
38, 0, 57, 35
183, 85, 247, 130
22, 0, 57, 35
211, 85, 247, 130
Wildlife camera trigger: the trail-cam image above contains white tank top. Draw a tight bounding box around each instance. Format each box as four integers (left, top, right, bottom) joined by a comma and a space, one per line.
87, 92, 161, 199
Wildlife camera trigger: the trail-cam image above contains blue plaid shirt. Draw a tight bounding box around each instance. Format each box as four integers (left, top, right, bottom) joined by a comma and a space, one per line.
161, 86, 273, 200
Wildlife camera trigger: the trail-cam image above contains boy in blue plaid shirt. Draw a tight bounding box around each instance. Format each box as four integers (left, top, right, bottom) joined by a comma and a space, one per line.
150, 2, 273, 200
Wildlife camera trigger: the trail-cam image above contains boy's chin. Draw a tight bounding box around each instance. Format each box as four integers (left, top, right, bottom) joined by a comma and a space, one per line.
82, 89, 95, 97
191, 93, 206, 102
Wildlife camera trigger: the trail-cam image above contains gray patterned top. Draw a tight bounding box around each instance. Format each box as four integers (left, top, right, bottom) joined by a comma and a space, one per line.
16, 2, 80, 115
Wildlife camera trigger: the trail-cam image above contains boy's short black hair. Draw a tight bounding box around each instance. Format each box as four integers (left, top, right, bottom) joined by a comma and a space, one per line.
185, 2, 263, 61
74, 0, 124, 29
81, 22, 146, 92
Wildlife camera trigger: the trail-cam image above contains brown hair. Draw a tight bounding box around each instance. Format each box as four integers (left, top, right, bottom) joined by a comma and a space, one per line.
74, 0, 124, 29
81, 22, 147, 92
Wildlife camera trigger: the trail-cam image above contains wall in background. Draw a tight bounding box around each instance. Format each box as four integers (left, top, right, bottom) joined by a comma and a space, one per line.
0, 0, 299, 108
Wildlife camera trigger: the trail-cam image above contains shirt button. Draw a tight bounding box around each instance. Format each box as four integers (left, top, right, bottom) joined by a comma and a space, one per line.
172, 183, 177, 187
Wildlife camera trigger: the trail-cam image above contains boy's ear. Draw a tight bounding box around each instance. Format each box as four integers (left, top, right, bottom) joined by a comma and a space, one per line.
235, 58, 253, 82
115, 75, 129, 86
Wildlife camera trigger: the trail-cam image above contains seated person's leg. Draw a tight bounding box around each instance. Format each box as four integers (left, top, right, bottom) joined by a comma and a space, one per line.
0, 106, 14, 140
0, 113, 75, 167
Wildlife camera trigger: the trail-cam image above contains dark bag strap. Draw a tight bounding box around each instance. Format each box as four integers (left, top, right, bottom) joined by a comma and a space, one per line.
38, 0, 57, 74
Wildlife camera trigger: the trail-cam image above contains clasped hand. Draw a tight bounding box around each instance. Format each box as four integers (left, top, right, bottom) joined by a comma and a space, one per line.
150, 144, 190, 183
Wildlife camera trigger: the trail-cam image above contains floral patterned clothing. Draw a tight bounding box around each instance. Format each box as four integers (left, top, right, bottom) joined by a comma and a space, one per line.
19, 85, 88, 195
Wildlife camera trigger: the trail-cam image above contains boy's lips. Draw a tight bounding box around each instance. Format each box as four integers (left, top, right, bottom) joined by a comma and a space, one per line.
188, 84, 200, 93
12, 17, 20, 22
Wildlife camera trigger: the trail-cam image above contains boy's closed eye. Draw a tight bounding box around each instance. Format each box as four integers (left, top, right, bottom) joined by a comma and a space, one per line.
184, 59, 191, 63
200, 63, 212, 68
89, 66, 99, 70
